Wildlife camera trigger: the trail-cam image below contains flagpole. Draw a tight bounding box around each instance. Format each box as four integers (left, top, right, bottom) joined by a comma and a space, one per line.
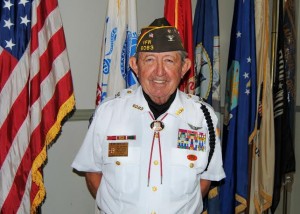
270, 0, 278, 87
270, 1, 278, 214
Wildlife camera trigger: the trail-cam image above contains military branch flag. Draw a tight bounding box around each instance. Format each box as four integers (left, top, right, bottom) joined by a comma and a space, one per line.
271, 0, 296, 212
96, 0, 138, 105
283, 0, 296, 139
220, 0, 257, 213
249, 0, 275, 212
193, 0, 221, 213
193, 0, 220, 113
164, 0, 195, 94
0, 0, 75, 213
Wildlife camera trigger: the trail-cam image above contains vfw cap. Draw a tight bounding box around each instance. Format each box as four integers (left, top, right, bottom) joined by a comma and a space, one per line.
136, 17, 185, 53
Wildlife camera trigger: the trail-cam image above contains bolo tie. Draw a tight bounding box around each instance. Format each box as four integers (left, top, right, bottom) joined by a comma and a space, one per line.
147, 112, 168, 187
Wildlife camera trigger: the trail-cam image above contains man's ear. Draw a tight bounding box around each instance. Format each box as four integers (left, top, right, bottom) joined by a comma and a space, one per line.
181, 58, 192, 78
129, 56, 139, 77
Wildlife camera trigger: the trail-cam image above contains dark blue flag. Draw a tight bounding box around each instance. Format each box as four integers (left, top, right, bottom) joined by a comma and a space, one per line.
193, 0, 220, 110
193, 0, 221, 213
220, 0, 257, 213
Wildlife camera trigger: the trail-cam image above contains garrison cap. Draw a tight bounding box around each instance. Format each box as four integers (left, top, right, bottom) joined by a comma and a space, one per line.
136, 17, 185, 53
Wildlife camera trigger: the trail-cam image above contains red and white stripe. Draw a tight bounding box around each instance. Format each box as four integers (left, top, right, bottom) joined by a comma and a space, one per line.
0, 0, 75, 213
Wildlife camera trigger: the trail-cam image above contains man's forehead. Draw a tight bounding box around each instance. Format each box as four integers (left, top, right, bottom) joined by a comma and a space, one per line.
139, 51, 180, 57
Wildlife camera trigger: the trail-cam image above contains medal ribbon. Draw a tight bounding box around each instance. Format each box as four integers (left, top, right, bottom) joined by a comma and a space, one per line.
147, 112, 168, 186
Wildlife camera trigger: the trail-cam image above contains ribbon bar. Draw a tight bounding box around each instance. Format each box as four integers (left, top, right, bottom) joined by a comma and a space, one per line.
107, 135, 136, 140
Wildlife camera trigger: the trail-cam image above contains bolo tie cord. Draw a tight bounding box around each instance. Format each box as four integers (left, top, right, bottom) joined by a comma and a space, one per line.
147, 112, 168, 187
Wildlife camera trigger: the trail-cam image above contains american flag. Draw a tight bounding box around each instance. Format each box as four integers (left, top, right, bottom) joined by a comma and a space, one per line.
0, 0, 75, 213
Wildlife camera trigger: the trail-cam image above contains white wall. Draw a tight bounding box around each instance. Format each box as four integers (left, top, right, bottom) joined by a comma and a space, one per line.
42, 0, 299, 213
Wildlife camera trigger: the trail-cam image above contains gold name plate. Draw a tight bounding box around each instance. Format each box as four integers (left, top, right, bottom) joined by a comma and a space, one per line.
108, 143, 128, 157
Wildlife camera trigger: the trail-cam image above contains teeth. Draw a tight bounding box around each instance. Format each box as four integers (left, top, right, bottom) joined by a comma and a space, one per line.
153, 80, 165, 84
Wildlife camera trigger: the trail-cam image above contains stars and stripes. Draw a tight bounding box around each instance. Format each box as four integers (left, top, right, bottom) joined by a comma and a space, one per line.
0, 0, 75, 213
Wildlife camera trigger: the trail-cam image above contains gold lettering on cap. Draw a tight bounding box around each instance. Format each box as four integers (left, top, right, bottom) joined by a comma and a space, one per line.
142, 40, 152, 45
140, 45, 154, 51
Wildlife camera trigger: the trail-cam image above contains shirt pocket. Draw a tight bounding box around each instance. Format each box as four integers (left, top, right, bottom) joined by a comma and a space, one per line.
102, 147, 141, 194
169, 148, 208, 196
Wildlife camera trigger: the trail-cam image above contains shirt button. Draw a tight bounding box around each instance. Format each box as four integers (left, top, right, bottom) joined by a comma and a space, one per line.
153, 160, 159, 165
189, 163, 194, 168
115, 161, 121, 165
151, 212, 156, 214
152, 186, 158, 192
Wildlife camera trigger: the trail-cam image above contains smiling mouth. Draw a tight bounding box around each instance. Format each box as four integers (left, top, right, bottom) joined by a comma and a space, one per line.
153, 80, 167, 84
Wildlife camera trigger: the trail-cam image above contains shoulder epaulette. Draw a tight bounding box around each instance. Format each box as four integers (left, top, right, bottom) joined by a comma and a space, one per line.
185, 94, 213, 108
100, 89, 134, 104
185, 93, 201, 102
114, 88, 134, 98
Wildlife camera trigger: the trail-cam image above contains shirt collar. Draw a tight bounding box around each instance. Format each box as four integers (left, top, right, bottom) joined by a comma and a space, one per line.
132, 86, 185, 118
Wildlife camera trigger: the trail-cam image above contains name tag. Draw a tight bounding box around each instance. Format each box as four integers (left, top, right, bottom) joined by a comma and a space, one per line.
108, 143, 128, 157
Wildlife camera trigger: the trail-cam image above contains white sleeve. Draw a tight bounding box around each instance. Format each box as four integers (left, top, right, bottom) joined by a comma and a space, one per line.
71, 109, 103, 172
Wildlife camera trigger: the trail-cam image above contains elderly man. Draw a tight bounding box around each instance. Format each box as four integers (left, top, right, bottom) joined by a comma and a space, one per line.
72, 18, 225, 214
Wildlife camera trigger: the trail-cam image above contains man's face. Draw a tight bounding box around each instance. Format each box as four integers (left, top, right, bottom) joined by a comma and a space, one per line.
130, 51, 191, 104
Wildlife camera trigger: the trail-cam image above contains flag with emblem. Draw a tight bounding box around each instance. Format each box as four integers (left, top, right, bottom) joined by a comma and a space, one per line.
0, 0, 75, 213
96, 0, 138, 105
248, 0, 274, 212
193, 0, 220, 117
271, 0, 296, 212
193, 0, 221, 213
220, 0, 257, 213
164, 0, 195, 94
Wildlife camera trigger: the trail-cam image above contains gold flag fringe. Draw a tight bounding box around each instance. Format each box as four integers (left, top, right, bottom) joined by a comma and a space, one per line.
30, 94, 76, 214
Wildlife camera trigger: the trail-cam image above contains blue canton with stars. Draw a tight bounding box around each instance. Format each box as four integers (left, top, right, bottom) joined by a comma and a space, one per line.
0, 0, 33, 60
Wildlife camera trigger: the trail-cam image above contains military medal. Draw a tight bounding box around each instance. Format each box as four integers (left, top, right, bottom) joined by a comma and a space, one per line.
150, 120, 164, 132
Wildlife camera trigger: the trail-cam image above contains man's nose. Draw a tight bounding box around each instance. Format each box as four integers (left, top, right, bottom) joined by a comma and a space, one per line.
155, 60, 165, 76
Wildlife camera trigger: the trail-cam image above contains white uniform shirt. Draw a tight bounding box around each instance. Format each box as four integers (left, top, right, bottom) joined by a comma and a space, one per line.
72, 86, 225, 214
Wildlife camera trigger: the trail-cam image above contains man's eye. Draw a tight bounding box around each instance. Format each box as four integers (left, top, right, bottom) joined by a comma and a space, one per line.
165, 59, 174, 63
145, 58, 154, 62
